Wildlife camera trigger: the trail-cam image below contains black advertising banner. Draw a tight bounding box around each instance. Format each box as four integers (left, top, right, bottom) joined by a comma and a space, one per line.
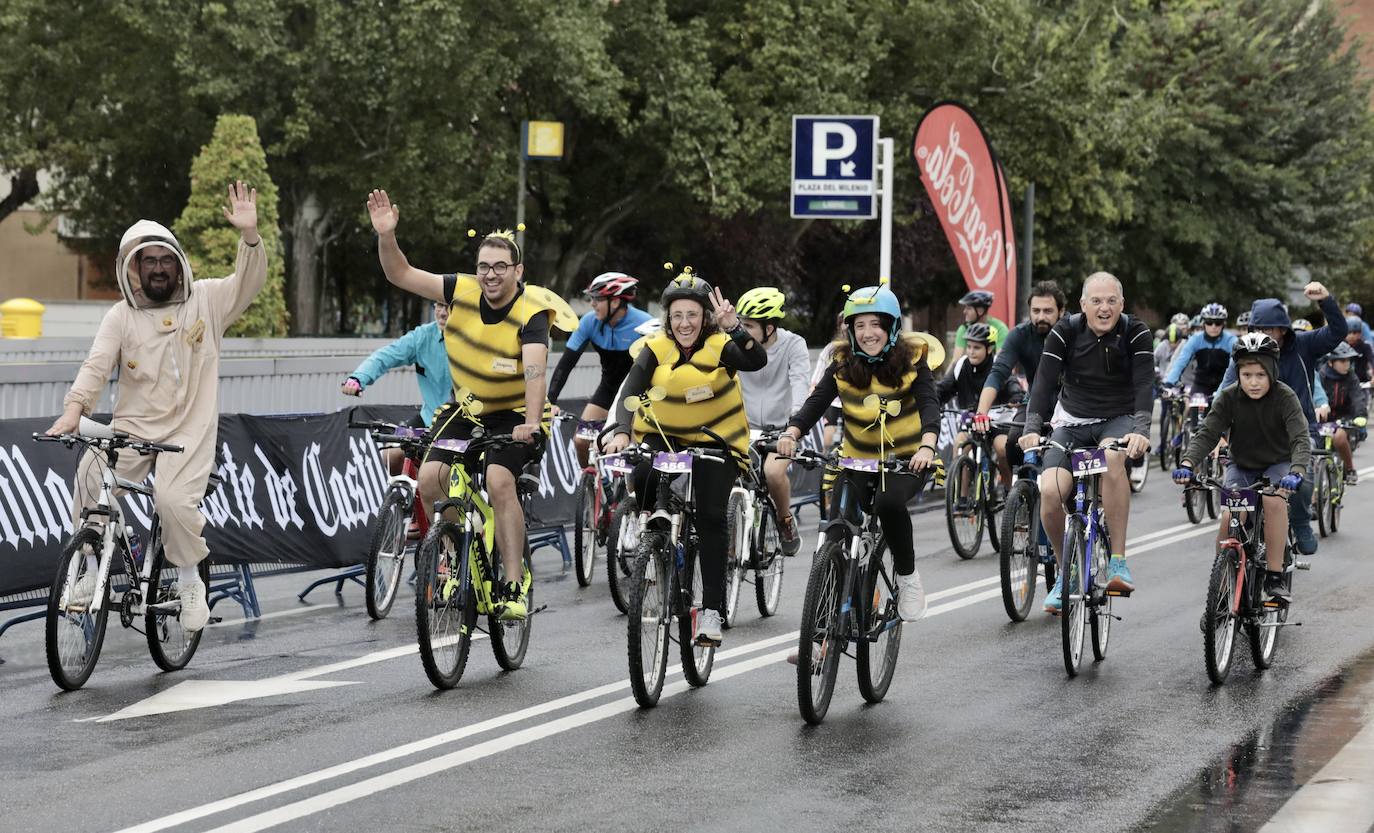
0, 406, 823, 598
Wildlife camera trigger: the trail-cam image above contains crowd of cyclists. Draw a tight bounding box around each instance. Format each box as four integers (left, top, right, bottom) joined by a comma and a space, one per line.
37, 180, 1371, 698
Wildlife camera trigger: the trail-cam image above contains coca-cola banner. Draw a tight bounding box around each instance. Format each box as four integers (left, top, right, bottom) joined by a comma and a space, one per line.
912, 102, 1017, 325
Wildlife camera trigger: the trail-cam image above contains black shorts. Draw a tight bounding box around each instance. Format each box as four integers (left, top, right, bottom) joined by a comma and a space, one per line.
587, 370, 629, 411
424, 404, 545, 477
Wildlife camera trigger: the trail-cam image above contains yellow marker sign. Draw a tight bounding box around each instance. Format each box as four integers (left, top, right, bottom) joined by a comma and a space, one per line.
524, 120, 565, 159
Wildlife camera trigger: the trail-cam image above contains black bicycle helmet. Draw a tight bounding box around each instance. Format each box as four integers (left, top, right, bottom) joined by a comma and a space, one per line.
958, 290, 994, 308
660, 266, 711, 310
964, 322, 995, 346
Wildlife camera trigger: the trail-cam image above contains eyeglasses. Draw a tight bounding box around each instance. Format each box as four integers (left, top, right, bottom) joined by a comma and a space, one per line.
139, 254, 178, 270
476, 261, 514, 277
668, 310, 702, 324
1204, 320, 1225, 326
1084, 296, 1122, 308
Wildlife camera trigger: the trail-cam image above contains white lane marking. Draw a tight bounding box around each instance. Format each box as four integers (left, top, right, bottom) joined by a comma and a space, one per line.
208, 605, 329, 628
1258, 715, 1374, 833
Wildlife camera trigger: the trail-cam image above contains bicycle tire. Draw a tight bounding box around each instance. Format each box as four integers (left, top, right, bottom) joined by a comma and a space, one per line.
627, 534, 671, 707
490, 541, 533, 671
722, 490, 747, 628
679, 541, 715, 687
1248, 555, 1286, 670
415, 523, 476, 690
1089, 526, 1111, 662
797, 540, 845, 725
1327, 460, 1343, 535
1313, 462, 1329, 538
1157, 412, 1172, 472
754, 505, 784, 617
606, 500, 636, 615
364, 489, 410, 620
573, 471, 598, 587
856, 535, 901, 703
985, 468, 1003, 552
1202, 457, 1218, 520
1185, 479, 1207, 525
46, 527, 110, 691
1202, 547, 1240, 684
1061, 516, 1087, 677
145, 541, 209, 672
945, 453, 984, 559
999, 480, 1039, 622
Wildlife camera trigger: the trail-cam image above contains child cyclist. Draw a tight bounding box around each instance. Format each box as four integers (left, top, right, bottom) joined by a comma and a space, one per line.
1317, 341, 1369, 484
937, 321, 1020, 495
1172, 334, 1310, 602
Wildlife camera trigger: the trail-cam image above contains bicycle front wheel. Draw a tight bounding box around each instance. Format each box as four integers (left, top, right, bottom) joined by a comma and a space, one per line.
490, 541, 533, 671
945, 453, 984, 559
573, 471, 598, 587
856, 536, 901, 703
1327, 459, 1344, 535
365, 489, 410, 620
754, 505, 784, 617
415, 523, 476, 690
999, 480, 1039, 622
1060, 517, 1087, 677
145, 542, 209, 672
797, 540, 846, 725
679, 543, 715, 687
1313, 462, 1330, 538
627, 535, 671, 707
722, 490, 747, 628
1203, 547, 1240, 684
46, 527, 109, 691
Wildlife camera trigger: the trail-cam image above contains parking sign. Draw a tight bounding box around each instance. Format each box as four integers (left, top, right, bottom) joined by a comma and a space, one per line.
791, 115, 879, 219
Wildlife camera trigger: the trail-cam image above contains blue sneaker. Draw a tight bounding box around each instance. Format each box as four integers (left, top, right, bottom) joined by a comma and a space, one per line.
1294, 525, 1318, 555
1043, 576, 1063, 614
1105, 557, 1135, 594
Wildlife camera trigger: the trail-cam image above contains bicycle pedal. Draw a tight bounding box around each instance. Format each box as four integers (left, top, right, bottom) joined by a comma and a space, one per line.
1105, 589, 1132, 598
1295, 560, 1312, 571
694, 635, 721, 648
529, 604, 548, 616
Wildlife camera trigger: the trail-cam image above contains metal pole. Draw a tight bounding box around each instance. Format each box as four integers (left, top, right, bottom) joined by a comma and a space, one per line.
1018, 182, 1035, 323
516, 153, 527, 252
878, 137, 894, 284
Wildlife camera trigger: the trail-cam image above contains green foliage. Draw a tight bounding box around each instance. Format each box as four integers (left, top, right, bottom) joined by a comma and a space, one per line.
174, 114, 288, 336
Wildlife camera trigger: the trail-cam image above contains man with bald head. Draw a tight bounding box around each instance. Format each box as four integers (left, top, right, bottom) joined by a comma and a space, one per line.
1020, 272, 1155, 612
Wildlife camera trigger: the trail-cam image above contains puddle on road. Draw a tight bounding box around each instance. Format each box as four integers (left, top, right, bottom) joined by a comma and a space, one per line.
1135, 648, 1374, 833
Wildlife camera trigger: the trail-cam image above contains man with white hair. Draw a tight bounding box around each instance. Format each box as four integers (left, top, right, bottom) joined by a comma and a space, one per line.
1019, 272, 1154, 612
47, 182, 267, 631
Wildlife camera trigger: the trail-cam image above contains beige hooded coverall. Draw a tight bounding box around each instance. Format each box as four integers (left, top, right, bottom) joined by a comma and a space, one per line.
64, 220, 268, 567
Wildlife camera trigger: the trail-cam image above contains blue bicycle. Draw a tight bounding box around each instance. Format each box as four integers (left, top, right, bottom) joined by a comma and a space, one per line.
998, 448, 1056, 622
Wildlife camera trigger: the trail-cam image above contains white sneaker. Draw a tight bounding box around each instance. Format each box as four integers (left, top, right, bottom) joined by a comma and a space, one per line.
66, 574, 96, 608
695, 608, 723, 645
897, 571, 927, 622
178, 577, 210, 632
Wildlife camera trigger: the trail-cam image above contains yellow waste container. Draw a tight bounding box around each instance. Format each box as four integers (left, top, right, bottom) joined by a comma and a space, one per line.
0, 298, 45, 338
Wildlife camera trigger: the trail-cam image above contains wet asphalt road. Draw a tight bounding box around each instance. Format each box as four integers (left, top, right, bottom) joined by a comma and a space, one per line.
3, 460, 1374, 833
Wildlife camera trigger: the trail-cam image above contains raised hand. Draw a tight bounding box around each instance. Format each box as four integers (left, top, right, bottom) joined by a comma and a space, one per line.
710, 286, 739, 331
368, 189, 400, 237
1304, 281, 1329, 301
222, 181, 259, 243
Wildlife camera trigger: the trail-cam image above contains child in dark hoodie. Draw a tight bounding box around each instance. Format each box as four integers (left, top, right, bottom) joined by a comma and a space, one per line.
1318, 341, 1369, 484
1174, 334, 1310, 601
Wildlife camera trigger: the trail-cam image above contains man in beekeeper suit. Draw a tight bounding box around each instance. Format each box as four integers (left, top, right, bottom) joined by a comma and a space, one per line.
47, 181, 267, 631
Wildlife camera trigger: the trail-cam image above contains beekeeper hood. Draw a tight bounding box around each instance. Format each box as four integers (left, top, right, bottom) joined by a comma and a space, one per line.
116, 220, 194, 309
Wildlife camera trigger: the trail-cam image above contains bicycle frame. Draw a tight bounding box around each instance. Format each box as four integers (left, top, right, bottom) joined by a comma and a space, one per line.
65, 450, 160, 619
1065, 449, 1111, 604
431, 443, 500, 617
823, 463, 905, 644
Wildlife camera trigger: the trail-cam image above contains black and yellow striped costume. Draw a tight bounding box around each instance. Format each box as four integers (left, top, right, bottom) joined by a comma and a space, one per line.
630, 331, 751, 463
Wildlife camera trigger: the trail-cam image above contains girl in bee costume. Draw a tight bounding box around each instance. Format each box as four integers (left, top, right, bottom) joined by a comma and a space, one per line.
604, 270, 766, 645
776, 283, 941, 622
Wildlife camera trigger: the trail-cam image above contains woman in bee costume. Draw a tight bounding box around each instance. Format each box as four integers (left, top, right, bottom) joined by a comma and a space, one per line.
604, 269, 767, 645
776, 283, 941, 622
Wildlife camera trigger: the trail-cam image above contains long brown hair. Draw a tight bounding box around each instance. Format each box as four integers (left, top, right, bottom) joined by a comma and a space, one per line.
833, 329, 916, 389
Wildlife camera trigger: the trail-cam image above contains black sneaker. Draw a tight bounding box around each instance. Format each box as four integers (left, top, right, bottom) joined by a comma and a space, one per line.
779, 513, 801, 557
1262, 572, 1291, 603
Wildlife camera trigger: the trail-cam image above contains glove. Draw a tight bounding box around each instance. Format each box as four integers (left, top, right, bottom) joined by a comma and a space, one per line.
972, 413, 991, 433
1279, 472, 1303, 492
1355, 416, 1368, 428
1172, 467, 1194, 485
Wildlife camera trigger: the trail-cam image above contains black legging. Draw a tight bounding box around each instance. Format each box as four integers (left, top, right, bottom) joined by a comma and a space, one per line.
829, 469, 925, 576
630, 434, 737, 613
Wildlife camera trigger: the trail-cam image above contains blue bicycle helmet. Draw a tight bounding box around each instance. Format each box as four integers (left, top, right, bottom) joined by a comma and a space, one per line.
1200, 303, 1228, 322
842, 284, 902, 362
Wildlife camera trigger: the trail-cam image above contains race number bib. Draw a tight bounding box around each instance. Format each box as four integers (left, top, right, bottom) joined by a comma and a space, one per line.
1318, 422, 1338, 437
840, 457, 879, 473
1220, 488, 1257, 512
652, 452, 693, 474
433, 438, 471, 453
684, 384, 715, 404
1189, 393, 1209, 409
1071, 448, 1108, 477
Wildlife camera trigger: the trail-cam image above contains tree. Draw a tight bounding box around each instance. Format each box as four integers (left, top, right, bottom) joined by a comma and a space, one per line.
174, 114, 289, 336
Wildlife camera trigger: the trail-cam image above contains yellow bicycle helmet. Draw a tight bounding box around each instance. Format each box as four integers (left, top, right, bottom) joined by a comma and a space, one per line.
736, 287, 786, 321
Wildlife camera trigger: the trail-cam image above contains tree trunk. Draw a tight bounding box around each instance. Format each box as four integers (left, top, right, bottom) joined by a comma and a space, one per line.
288, 190, 330, 335
0, 168, 40, 226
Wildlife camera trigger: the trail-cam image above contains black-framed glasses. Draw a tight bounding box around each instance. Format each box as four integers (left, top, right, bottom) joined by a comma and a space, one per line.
139, 254, 178, 270
476, 261, 513, 276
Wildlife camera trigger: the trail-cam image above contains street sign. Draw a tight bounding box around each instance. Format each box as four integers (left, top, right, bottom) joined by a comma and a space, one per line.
791, 115, 879, 219
522, 120, 565, 159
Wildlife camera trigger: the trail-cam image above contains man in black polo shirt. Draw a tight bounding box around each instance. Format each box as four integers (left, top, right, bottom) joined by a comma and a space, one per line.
1019, 272, 1154, 613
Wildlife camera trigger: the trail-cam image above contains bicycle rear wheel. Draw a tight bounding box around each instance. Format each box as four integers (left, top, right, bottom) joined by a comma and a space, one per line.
722, 490, 747, 628
606, 500, 637, 614
1061, 517, 1087, 677
1326, 459, 1344, 535
365, 489, 410, 620
1203, 547, 1240, 684
415, 523, 476, 690
679, 542, 715, 687
46, 527, 110, 691
1089, 527, 1112, 662
145, 540, 209, 672
573, 471, 598, 587
856, 536, 901, 703
985, 471, 1003, 552
945, 453, 984, 559
1313, 462, 1330, 538
797, 540, 846, 725
490, 541, 533, 670
754, 505, 784, 617
627, 535, 671, 707
999, 480, 1039, 622
1248, 567, 1286, 670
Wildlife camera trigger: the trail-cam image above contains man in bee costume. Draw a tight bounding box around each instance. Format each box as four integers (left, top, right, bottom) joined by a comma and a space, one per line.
366, 189, 576, 619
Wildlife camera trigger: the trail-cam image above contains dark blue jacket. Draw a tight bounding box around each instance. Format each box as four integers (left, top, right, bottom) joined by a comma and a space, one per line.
1220, 296, 1348, 425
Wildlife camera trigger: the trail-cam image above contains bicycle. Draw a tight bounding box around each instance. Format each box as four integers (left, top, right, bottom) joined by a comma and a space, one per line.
349, 412, 432, 620
567, 416, 629, 588
589, 422, 640, 614
1042, 439, 1139, 677
1312, 419, 1360, 538
943, 409, 1005, 559
1188, 474, 1308, 684
34, 418, 219, 691
622, 387, 745, 707
414, 397, 541, 690
1158, 389, 1187, 472
795, 450, 920, 725
998, 447, 1057, 622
